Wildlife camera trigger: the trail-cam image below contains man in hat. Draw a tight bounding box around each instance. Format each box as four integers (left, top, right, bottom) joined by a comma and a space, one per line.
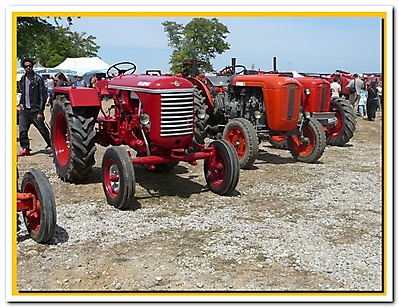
75, 75, 87, 87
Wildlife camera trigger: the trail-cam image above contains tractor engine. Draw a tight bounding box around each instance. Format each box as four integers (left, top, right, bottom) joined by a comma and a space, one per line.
228, 87, 266, 125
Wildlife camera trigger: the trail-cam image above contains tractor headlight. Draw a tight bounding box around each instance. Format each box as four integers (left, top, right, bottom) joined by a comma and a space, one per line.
303, 111, 311, 119
139, 113, 150, 125
254, 110, 262, 119
196, 108, 207, 120
304, 88, 311, 95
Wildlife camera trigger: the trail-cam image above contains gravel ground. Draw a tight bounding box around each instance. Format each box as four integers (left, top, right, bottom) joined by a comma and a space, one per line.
14, 109, 385, 300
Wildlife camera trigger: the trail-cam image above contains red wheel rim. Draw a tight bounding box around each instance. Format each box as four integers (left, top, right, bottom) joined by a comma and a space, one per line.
23, 182, 41, 232
103, 158, 120, 198
206, 149, 226, 187
53, 113, 70, 166
290, 125, 315, 156
224, 127, 246, 160
270, 135, 286, 143
328, 108, 343, 138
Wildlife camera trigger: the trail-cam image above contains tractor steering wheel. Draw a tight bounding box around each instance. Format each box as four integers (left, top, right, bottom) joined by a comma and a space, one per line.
219, 65, 247, 76
107, 61, 137, 77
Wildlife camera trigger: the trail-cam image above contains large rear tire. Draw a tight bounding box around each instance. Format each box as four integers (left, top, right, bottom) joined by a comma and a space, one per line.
223, 118, 258, 169
287, 117, 326, 163
327, 97, 357, 146
21, 169, 56, 244
203, 140, 240, 195
50, 97, 97, 182
102, 146, 136, 210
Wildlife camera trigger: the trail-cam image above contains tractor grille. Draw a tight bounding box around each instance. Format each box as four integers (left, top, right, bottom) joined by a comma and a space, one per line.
160, 91, 194, 137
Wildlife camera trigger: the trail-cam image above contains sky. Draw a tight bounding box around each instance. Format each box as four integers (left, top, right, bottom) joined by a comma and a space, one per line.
51, 14, 383, 75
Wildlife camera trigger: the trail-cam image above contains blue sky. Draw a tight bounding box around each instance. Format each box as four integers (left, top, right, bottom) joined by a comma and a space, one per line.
56, 15, 383, 75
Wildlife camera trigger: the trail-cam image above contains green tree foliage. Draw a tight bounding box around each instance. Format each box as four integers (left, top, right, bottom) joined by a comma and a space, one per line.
162, 18, 230, 74
17, 17, 100, 68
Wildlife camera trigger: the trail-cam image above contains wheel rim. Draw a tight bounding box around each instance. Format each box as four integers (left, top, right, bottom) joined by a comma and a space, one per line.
53, 112, 70, 166
270, 135, 286, 143
104, 159, 121, 198
224, 127, 246, 160
206, 150, 226, 187
22, 182, 41, 233
290, 125, 315, 156
328, 107, 343, 138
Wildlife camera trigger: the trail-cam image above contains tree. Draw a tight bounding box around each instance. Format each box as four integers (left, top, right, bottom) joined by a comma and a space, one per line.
17, 17, 100, 68
162, 18, 230, 74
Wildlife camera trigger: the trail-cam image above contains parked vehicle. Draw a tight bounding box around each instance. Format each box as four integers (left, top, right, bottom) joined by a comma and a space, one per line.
181, 58, 326, 169
268, 72, 356, 148
50, 61, 240, 209
328, 69, 353, 100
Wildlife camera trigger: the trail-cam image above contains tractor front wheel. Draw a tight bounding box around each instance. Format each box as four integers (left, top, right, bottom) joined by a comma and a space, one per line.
203, 140, 240, 195
327, 97, 357, 146
223, 118, 258, 169
287, 117, 326, 163
20, 169, 57, 243
102, 146, 136, 210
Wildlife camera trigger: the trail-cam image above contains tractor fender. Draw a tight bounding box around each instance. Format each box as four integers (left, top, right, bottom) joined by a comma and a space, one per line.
53, 86, 102, 108
186, 77, 215, 112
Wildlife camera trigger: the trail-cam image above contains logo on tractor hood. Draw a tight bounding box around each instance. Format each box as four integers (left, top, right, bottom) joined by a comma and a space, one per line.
171, 80, 183, 87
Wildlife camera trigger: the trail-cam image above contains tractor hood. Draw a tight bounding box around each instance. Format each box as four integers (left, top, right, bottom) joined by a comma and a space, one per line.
231, 74, 302, 89
107, 74, 194, 93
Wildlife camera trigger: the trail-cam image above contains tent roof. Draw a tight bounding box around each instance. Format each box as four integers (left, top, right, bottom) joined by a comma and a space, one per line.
54, 57, 111, 75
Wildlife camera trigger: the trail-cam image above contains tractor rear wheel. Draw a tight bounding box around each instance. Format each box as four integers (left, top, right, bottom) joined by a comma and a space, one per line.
287, 117, 326, 163
21, 169, 56, 243
223, 118, 258, 169
327, 97, 357, 146
269, 135, 288, 149
50, 97, 97, 182
203, 140, 240, 195
102, 146, 136, 210
193, 86, 209, 145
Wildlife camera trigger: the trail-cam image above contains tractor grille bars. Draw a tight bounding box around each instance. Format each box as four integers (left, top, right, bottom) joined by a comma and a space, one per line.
160, 91, 194, 137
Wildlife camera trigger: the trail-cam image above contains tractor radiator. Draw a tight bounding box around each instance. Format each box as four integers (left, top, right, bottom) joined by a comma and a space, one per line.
160, 91, 194, 137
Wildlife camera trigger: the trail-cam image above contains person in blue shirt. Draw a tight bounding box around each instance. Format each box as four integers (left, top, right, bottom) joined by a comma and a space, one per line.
75, 75, 87, 87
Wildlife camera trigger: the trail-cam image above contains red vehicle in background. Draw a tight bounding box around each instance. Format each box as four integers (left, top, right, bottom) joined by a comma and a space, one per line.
328, 69, 353, 99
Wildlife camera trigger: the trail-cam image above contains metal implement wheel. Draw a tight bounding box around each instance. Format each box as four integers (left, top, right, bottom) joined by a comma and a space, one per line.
223, 118, 258, 169
203, 139, 240, 195
327, 97, 357, 146
269, 135, 288, 149
102, 146, 136, 210
50, 97, 97, 182
21, 169, 56, 243
287, 117, 326, 163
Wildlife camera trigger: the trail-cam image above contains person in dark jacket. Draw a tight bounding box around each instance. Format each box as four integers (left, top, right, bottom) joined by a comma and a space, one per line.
17, 58, 52, 156
366, 81, 380, 121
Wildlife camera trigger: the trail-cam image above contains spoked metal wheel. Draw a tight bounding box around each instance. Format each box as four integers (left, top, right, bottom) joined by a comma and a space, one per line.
203, 139, 240, 195
102, 147, 136, 210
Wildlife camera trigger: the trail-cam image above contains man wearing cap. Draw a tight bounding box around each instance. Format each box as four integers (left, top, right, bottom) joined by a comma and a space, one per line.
75, 75, 87, 87
346, 73, 364, 116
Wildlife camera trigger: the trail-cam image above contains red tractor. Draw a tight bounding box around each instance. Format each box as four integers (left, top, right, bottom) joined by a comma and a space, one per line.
182, 58, 326, 169
268, 72, 356, 148
50, 62, 240, 210
17, 169, 56, 243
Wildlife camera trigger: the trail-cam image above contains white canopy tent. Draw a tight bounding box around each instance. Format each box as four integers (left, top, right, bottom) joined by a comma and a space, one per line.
54, 57, 111, 76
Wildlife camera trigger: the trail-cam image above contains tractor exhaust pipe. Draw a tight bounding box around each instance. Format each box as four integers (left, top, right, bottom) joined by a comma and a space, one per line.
231, 57, 236, 74
191, 58, 198, 77
273, 56, 278, 73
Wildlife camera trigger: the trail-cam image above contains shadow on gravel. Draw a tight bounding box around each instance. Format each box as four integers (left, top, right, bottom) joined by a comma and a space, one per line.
256, 148, 297, 165
17, 224, 68, 245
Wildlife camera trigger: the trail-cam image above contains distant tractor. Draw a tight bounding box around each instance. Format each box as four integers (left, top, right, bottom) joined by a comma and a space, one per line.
181, 58, 326, 169
50, 61, 240, 210
328, 69, 353, 100
268, 72, 356, 148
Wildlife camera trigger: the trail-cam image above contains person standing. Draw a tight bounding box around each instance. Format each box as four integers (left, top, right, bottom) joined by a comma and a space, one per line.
330, 77, 341, 98
358, 85, 367, 117
45, 75, 55, 107
74, 75, 87, 87
346, 73, 364, 116
17, 58, 52, 157
366, 81, 379, 121
376, 81, 383, 111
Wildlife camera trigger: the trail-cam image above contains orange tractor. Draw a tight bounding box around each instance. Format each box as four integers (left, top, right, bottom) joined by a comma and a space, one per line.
182, 58, 326, 169
267, 71, 357, 148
